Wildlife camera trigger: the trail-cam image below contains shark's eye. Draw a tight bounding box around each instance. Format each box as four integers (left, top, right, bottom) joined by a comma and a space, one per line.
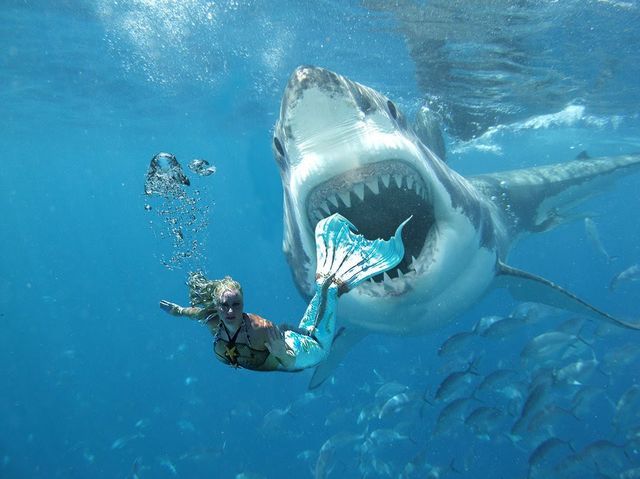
273, 136, 285, 157
387, 100, 398, 120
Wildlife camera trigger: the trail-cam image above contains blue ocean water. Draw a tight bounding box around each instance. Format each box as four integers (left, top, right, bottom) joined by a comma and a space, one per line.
1, 1, 640, 478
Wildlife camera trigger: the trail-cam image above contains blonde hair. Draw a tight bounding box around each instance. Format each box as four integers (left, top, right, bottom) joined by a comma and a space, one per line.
187, 272, 242, 307
212, 276, 243, 303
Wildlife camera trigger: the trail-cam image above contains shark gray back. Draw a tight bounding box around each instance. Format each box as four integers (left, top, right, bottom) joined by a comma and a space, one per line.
272, 66, 640, 348
471, 156, 640, 238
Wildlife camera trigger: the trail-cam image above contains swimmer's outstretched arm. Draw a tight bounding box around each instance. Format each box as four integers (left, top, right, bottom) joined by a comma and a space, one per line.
159, 300, 220, 337
159, 300, 214, 321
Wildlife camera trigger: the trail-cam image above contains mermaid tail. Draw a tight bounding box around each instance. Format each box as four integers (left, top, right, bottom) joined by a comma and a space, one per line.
279, 213, 409, 371
315, 213, 410, 293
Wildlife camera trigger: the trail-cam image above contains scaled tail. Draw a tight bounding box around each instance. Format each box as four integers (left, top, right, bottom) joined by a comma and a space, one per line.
314, 213, 410, 294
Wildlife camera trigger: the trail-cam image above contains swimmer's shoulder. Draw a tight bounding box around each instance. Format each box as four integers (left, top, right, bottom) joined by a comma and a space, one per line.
245, 312, 272, 327
245, 313, 276, 343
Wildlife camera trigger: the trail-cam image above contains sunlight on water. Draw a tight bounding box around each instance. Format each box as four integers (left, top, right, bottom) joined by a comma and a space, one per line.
97, 0, 223, 85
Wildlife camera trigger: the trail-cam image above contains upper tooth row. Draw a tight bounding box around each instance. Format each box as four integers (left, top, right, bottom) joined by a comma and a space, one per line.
309, 175, 425, 221
320, 174, 424, 210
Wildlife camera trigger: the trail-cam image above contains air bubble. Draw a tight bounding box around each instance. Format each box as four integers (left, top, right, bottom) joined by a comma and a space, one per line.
143, 152, 210, 270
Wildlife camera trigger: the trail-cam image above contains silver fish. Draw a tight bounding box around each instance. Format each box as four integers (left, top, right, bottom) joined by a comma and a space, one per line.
528, 437, 574, 467
472, 315, 504, 335
553, 358, 600, 386
520, 332, 587, 363
356, 403, 378, 425
475, 368, 519, 396
620, 467, 640, 479
374, 382, 409, 403
603, 342, 640, 374
584, 217, 615, 263
314, 432, 364, 479
613, 385, 640, 433
435, 359, 480, 402
555, 317, 587, 335
433, 396, 474, 437
480, 315, 525, 338
437, 330, 476, 357
527, 405, 578, 435
159, 457, 177, 476
261, 405, 293, 433
464, 406, 504, 439
110, 433, 143, 450
571, 385, 606, 418
378, 392, 414, 420
575, 440, 631, 476
519, 383, 551, 422
610, 263, 640, 291
368, 428, 409, 446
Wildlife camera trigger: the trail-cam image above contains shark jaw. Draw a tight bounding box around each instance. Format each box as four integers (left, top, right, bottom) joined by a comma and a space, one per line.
273, 66, 499, 334
306, 160, 435, 293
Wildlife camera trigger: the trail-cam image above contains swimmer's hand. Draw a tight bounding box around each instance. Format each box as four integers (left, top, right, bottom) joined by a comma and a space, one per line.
159, 300, 183, 316
264, 326, 295, 363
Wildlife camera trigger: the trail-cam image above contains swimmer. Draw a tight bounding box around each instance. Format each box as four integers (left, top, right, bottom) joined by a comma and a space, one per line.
159, 213, 409, 371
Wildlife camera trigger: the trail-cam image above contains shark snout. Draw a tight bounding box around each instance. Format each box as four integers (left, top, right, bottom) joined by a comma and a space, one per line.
288, 65, 344, 93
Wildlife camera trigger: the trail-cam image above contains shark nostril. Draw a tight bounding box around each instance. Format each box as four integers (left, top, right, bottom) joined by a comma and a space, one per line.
387, 100, 398, 120
273, 137, 285, 157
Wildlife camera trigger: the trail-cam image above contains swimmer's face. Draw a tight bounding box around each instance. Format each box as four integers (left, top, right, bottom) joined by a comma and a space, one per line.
216, 289, 244, 325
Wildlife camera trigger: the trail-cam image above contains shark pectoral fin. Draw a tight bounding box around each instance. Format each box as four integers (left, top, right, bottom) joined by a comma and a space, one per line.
495, 261, 640, 331
308, 326, 366, 390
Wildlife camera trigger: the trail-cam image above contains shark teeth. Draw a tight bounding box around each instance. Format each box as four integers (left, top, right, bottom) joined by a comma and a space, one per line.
338, 191, 351, 207
314, 173, 427, 215
308, 169, 429, 228
366, 178, 379, 195
306, 162, 434, 286
327, 195, 339, 209
353, 229, 434, 293
310, 168, 429, 214
360, 270, 415, 296
353, 183, 365, 201
393, 174, 403, 188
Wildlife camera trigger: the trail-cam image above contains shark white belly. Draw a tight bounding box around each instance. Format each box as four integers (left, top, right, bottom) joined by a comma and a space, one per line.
272, 66, 640, 342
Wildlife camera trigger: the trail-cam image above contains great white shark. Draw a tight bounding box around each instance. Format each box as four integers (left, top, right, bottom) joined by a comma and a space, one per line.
271, 66, 640, 385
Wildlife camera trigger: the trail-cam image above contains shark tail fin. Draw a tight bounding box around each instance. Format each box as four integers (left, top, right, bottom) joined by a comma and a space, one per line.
496, 261, 640, 330
314, 213, 409, 294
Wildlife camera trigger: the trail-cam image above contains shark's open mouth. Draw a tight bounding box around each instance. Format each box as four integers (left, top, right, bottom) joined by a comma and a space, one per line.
306, 160, 434, 284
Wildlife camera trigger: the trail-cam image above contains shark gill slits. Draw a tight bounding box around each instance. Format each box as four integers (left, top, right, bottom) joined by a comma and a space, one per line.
387, 100, 398, 120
